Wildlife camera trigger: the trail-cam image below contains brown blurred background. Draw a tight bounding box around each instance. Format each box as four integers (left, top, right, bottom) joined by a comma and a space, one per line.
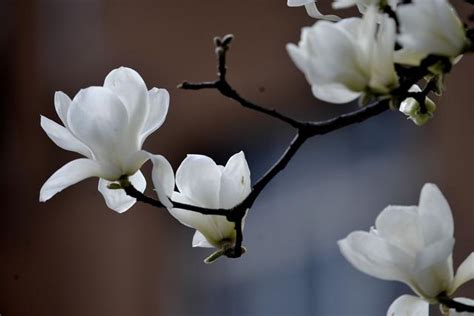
0, 0, 473, 315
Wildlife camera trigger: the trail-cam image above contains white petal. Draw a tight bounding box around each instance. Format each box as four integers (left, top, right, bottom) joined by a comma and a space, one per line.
150, 155, 175, 208
175, 155, 221, 209
386, 295, 429, 316
397, 0, 465, 60
140, 88, 169, 145
418, 183, 454, 245
287, 0, 313, 7
168, 192, 205, 229
98, 170, 146, 213
40, 116, 92, 158
450, 253, 474, 294
375, 205, 422, 256
192, 230, 214, 248
219, 151, 251, 209
286, 43, 309, 75
338, 231, 413, 282
414, 238, 454, 273
123, 150, 151, 176
332, 0, 358, 9
40, 158, 103, 202
54, 91, 72, 126
304, 3, 340, 21
370, 14, 398, 93
169, 192, 235, 248
412, 238, 454, 298
307, 21, 367, 90
311, 83, 361, 104
67, 86, 130, 173
394, 48, 427, 66
103, 67, 149, 139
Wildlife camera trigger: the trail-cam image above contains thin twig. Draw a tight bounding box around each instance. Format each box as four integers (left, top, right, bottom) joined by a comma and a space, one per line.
125, 34, 444, 259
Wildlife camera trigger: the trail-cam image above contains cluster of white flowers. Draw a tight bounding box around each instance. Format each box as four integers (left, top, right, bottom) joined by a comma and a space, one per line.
40, 67, 250, 261
287, 0, 469, 125
39, 0, 473, 313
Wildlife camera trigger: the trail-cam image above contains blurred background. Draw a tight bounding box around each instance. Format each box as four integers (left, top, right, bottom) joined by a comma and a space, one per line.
0, 0, 473, 315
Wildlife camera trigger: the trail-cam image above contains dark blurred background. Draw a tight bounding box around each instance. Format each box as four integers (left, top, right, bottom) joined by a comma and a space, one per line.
0, 0, 473, 315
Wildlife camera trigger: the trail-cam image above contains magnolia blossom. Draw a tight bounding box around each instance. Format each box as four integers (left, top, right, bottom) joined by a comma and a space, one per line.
160, 152, 251, 252
287, 0, 340, 21
396, 0, 467, 66
399, 85, 436, 126
40, 67, 170, 213
287, 5, 398, 104
332, 0, 399, 13
339, 183, 474, 315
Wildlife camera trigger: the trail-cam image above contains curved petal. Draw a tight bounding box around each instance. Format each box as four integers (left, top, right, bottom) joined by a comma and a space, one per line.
168, 191, 203, 229
397, 0, 465, 60
123, 150, 150, 176
103, 67, 148, 139
67, 86, 130, 171
169, 192, 234, 248
386, 295, 429, 316
450, 253, 474, 294
286, 43, 310, 75
311, 83, 360, 104
40, 116, 92, 158
98, 170, 146, 213
219, 151, 251, 209
304, 3, 340, 21
151, 155, 175, 208
370, 14, 398, 93
40, 159, 103, 202
413, 238, 454, 298
338, 231, 413, 282
332, 0, 358, 9
414, 238, 454, 272
175, 155, 221, 209
140, 88, 169, 145
418, 183, 454, 244
54, 91, 72, 126
375, 205, 422, 256
287, 0, 313, 7
306, 21, 366, 89
192, 231, 214, 248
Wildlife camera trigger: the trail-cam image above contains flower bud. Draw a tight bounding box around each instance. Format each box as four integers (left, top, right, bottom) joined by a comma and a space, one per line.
399, 85, 436, 126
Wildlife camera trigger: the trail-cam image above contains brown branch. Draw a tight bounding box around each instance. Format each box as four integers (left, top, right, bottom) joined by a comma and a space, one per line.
124, 34, 444, 260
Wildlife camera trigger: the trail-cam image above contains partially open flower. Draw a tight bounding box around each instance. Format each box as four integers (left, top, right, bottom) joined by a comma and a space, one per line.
40, 67, 170, 213
287, 5, 398, 104
396, 0, 468, 66
399, 85, 436, 126
162, 152, 251, 259
339, 183, 474, 315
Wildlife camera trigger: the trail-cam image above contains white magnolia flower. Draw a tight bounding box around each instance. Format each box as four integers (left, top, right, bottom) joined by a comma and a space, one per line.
287, 0, 340, 21
396, 0, 468, 66
339, 183, 474, 316
332, 0, 399, 13
40, 67, 170, 213
287, 5, 398, 104
399, 85, 436, 126
162, 152, 251, 251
